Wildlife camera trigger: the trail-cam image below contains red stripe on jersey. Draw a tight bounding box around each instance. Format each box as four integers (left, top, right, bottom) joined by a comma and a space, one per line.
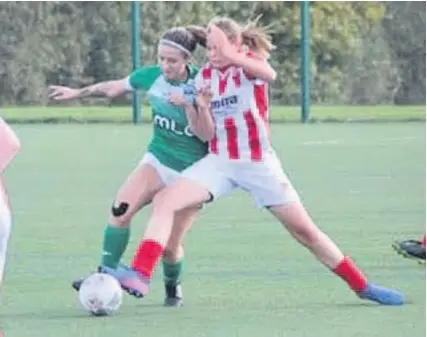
232, 69, 242, 88
210, 134, 219, 154
202, 66, 212, 80
244, 111, 262, 161
210, 118, 219, 154
219, 77, 228, 95
254, 83, 269, 123
224, 117, 239, 159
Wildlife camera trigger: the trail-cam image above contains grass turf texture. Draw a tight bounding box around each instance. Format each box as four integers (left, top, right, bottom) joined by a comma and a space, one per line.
1, 105, 425, 123
0, 122, 425, 337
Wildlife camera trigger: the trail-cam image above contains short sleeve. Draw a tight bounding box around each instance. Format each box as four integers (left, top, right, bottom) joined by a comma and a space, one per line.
128, 66, 162, 91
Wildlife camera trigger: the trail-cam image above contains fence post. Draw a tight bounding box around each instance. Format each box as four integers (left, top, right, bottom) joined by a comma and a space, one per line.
131, 1, 141, 124
300, 1, 311, 123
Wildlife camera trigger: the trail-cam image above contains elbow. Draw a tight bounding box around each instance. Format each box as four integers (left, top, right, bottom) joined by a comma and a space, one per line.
265, 68, 277, 83
191, 125, 215, 143
12, 136, 21, 154
9, 130, 21, 153
270, 69, 277, 81
200, 133, 214, 143
202, 128, 216, 142
105, 89, 122, 98
9, 133, 21, 160
2, 121, 21, 154
193, 130, 213, 143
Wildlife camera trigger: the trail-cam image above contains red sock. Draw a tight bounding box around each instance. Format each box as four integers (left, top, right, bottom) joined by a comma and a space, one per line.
422, 234, 426, 247
132, 239, 164, 279
333, 256, 368, 293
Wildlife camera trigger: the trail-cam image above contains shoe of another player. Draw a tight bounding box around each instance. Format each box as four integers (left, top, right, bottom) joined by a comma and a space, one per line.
101, 265, 150, 298
164, 283, 184, 307
392, 239, 426, 264
358, 283, 405, 306
71, 263, 147, 298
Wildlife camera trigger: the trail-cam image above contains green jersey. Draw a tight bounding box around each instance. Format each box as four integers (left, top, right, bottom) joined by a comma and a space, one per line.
128, 65, 208, 172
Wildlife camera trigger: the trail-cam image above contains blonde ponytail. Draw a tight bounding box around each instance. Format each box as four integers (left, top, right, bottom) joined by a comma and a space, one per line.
241, 16, 275, 59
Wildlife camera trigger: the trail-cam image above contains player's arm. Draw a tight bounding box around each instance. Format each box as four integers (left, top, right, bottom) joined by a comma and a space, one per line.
48, 66, 162, 101
184, 100, 215, 142
0, 118, 21, 175
168, 89, 215, 142
231, 52, 276, 83
48, 78, 130, 100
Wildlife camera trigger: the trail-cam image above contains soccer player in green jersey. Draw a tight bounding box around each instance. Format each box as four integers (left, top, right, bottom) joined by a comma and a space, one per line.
48, 26, 211, 307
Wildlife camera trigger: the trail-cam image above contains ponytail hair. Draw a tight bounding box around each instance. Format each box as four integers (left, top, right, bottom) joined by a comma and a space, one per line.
241, 16, 275, 59
209, 16, 275, 59
186, 25, 208, 48
160, 26, 207, 59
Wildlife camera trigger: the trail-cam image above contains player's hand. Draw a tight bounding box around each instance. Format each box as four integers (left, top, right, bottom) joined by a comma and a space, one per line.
196, 87, 212, 109
168, 91, 190, 107
48, 85, 79, 100
208, 24, 241, 64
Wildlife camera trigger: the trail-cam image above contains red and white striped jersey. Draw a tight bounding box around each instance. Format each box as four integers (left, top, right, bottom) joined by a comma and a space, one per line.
195, 58, 271, 162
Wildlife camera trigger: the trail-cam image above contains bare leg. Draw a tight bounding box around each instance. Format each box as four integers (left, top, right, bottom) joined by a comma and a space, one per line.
164, 207, 200, 263
133, 178, 209, 280
162, 207, 200, 306
101, 163, 164, 269
268, 185, 405, 305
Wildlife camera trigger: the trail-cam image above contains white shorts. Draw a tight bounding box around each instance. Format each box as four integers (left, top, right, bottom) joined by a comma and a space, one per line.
181, 151, 300, 208
138, 152, 180, 186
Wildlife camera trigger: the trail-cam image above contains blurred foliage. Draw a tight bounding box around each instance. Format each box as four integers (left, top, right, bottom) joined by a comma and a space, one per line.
0, 1, 424, 105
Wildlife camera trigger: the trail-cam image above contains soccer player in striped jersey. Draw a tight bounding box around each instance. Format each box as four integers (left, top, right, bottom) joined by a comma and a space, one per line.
48, 26, 210, 307
105, 17, 405, 306
0, 117, 21, 292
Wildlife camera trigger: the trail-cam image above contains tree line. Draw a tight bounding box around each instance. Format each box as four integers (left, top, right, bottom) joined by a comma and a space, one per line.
0, 1, 424, 106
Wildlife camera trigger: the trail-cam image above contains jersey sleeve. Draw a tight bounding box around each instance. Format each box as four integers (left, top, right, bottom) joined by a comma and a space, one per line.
127, 65, 162, 91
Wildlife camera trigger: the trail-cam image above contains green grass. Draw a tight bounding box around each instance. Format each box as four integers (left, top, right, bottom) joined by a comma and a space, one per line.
1, 105, 425, 123
1, 123, 425, 337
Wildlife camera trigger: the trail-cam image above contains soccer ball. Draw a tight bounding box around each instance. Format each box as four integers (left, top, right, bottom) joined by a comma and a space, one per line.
78, 273, 123, 316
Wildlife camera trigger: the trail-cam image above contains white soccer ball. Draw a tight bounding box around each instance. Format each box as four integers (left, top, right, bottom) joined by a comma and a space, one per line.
78, 272, 123, 316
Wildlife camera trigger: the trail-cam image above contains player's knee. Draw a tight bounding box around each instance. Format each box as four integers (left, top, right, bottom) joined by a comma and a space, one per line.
109, 201, 132, 227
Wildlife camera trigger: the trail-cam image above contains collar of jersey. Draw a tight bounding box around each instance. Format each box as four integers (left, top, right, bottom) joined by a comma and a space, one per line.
166, 65, 196, 86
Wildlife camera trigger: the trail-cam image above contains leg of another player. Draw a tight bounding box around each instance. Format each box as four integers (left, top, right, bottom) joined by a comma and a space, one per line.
392, 233, 426, 264
72, 163, 164, 293
117, 178, 210, 297
269, 189, 405, 306
162, 207, 200, 307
